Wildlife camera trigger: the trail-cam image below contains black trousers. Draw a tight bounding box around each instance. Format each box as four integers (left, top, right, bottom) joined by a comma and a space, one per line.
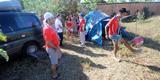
58, 32, 63, 46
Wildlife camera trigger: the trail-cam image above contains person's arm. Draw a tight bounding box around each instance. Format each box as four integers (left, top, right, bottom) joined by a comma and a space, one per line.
82, 19, 86, 31
105, 25, 108, 39
58, 24, 63, 28
46, 41, 58, 50
58, 20, 63, 29
105, 25, 108, 36
82, 24, 85, 31
71, 21, 75, 28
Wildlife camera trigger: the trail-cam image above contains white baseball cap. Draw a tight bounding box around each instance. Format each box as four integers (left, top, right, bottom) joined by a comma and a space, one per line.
44, 12, 55, 21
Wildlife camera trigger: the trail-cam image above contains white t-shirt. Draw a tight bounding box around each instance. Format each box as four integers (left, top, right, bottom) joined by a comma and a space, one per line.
55, 18, 63, 33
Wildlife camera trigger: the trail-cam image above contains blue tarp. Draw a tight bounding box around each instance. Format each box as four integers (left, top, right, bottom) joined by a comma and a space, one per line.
85, 10, 110, 46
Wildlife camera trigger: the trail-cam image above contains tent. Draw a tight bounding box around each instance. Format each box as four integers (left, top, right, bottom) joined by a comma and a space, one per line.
0, 0, 23, 11
85, 10, 110, 46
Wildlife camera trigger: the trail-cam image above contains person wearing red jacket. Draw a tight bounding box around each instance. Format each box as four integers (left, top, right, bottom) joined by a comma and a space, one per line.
43, 12, 62, 79
106, 8, 135, 62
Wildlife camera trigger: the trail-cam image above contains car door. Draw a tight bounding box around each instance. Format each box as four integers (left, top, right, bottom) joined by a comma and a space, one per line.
0, 13, 21, 54
14, 14, 42, 44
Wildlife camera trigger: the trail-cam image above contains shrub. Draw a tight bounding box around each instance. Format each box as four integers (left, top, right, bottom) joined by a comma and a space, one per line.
110, 12, 116, 17
0, 33, 9, 62
136, 9, 145, 22
121, 15, 137, 23
137, 7, 152, 22
0, 49, 9, 62
142, 7, 150, 19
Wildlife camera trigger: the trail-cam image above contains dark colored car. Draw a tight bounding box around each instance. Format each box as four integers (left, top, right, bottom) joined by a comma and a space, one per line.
0, 11, 44, 58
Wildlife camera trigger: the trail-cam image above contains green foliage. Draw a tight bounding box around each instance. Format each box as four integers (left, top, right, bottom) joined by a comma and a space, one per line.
22, 0, 82, 23
105, 0, 118, 3
137, 9, 144, 22
79, 0, 102, 13
110, 12, 116, 17
0, 33, 7, 42
142, 7, 150, 19
137, 7, 151, 23
103, 0, 157, 3
22, 0, 59, 15
0, 33, 9, 61
0, 49, 9, 62
58, 0, 79, 14
121, 15, 137, 22
22, 0, 79, 16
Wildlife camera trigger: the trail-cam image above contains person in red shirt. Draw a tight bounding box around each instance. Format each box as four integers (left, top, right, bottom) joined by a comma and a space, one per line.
43, 12, 62, 79
65, 17, 74, 41
106, 8, 135, 62
79, 12, 86, 46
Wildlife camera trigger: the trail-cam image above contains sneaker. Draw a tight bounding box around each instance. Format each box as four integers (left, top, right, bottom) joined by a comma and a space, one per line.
113, 57, 121, 62
52, 75, 57, 80
80, 44, 86, 47
52, 73, 60, 80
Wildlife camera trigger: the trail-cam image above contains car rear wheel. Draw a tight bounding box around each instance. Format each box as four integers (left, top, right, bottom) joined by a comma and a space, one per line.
23, 42, 39, 56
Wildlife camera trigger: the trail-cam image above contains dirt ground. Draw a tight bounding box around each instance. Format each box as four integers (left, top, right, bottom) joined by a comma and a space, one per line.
0, 16, 160, 80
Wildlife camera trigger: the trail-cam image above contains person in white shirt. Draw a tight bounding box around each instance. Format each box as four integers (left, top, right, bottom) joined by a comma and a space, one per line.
55, 14, 63, 46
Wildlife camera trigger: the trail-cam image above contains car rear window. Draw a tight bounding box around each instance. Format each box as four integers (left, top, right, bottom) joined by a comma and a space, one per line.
15, 15, 41, 29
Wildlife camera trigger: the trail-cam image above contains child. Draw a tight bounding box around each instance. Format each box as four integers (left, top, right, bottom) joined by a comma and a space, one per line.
65, 18, 74, 41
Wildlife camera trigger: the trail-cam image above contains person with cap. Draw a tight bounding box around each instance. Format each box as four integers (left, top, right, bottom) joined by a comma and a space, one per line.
43, 12, 62, 79
106, 8, 136, 62
55, 14, 63, 47
79, 12, 86, 46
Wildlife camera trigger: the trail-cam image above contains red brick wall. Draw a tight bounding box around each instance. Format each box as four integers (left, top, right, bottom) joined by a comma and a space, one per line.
96, 2, 160, 16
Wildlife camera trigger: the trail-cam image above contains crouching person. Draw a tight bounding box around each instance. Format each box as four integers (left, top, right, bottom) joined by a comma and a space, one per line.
43, 12, 62, 79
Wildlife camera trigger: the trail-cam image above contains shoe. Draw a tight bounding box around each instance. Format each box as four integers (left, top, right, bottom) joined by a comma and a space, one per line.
113, 57, 121, 62
80, 44, 86, 47
52, 73, 60, 80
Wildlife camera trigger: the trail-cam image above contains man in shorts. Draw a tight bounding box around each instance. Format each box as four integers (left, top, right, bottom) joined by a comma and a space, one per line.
106, 8, 135, 62
43, 12, 62, 79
